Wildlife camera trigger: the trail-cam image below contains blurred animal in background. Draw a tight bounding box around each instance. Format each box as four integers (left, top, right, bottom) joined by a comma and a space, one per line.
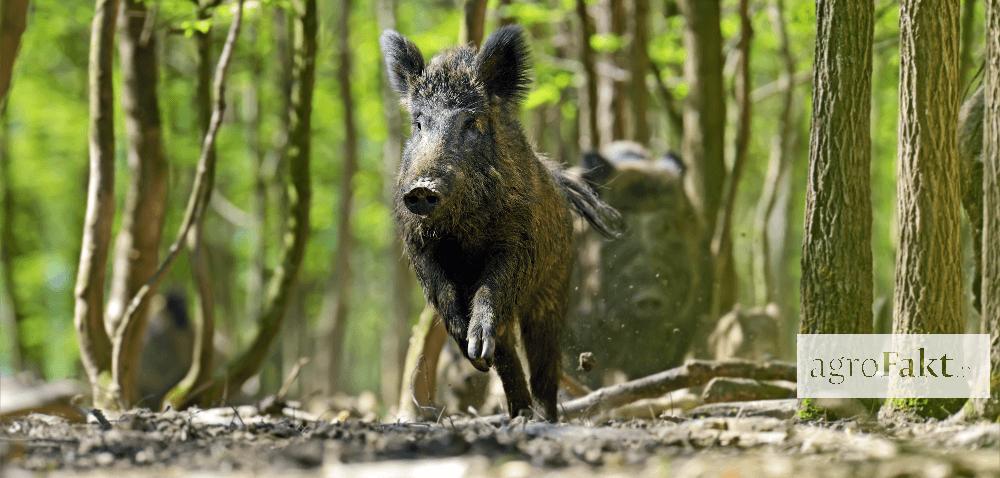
564, 141, 701, 385
137, 291, 193, 408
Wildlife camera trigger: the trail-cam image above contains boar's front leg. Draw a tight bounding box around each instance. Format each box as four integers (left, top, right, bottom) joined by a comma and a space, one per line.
409, 253, 469, 349
467, 249, 533, 417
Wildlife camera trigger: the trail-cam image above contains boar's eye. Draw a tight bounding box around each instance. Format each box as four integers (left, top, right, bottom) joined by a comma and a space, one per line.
411, 116, 423, 132
461, 116, 477, 133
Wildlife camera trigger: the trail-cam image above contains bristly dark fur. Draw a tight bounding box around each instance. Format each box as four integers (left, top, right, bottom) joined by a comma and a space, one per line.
381, 24, 621, 422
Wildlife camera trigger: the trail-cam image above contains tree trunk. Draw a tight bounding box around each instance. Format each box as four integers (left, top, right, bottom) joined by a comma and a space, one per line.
0, 0, 29, 105
959, 0, 978, 91
596, 0, 626, 142
0, 104, 30, 372
677, 0, 726, 355
968, 0, 1000, 421
74, 0, 118, 405
628, 0, 650, 144
799, 0, 874, 336
201, 0, 314, 404
323, 0, 358, 396
459, 0, 487, 47
887, 0, 963, 418
576, 0, 600, 150
893, 0, 962, 335
105, 0, 170, 401
753, 0, 796, 308
709, 0, 751, 323
376, 0, 414, 410
678, 0, 725, 230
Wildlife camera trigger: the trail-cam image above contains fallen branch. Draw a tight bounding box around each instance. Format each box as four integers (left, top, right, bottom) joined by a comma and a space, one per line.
560, 359, 795, 419
686, 398, 797, 419
700, 377, 794, 404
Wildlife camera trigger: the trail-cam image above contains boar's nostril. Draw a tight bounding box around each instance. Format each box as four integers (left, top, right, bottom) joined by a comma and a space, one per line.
403, 187, 440, 216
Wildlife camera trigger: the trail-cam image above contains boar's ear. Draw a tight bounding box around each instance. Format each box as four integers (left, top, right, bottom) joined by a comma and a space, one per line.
581, 150, 615, 188
381, 30, 425, 96
475, 25, 531, 102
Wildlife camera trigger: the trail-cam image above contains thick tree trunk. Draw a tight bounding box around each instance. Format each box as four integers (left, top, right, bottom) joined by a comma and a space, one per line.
376, 0, 413, 409
105, 0, 170, 400
576, 0, 600, 150
74, 0, 118, 405
959, 0, 978, 91
323, 0, 358, 395
800, 0, 874, 335
628, 0, 650, 144
0, 0, 29, 105
201, 0, 314, 404
968, 0, 1000, 421
892, 0, 962, 334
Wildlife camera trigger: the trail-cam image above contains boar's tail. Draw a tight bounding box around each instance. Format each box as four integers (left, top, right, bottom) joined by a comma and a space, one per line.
551, 167, 624, 239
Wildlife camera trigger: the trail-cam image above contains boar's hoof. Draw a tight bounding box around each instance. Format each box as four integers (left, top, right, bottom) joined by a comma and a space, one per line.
469, 356, 492, 372
467, 332, 495, 372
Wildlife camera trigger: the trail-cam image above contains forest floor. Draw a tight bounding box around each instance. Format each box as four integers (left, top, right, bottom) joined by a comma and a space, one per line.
1, 404, 998, 477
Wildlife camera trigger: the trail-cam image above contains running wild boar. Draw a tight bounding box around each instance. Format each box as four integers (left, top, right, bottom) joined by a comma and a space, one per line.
381, 25, 621, 421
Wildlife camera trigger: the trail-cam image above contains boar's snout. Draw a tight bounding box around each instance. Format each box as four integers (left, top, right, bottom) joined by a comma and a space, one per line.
402, 184, 442, 216
633, 289, 666, 318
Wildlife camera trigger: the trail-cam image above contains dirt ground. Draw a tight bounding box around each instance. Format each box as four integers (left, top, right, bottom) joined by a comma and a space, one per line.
1, 405, 998, 477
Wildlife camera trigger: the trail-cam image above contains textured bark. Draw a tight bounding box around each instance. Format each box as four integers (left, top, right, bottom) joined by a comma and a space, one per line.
115, 0, 244, 408
323, 0, 358, 395
628, 0, 650, 144
0, 0, 29, 105
576, 0, 600, 150
800, 0, 874, 335
74, 0, 118, 403
753, 0, 796, 306
105, 0, 169, 390
203, 0, 314, 404
459, 0, 487, 47
677, 0, 725, 229
968, 0, 1000, 421
376, 0, 413, 409
892, 0, 962, 337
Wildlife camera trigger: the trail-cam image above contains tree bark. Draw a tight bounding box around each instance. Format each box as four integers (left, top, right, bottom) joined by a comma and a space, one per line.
576, 0, 600, 150
800, 0, 874, 335
968, 0, 1000, 421
105, 0, 170, 390
753, 0, 796, 307
628, 0, 650, 144
323, 0, 358, 395
74, 0, 118, 404
376, 0, 413, 410
0, 0, 29, 106
892, 0, 962, 336
201, 0, 314, 404
596, 0, 626, 141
